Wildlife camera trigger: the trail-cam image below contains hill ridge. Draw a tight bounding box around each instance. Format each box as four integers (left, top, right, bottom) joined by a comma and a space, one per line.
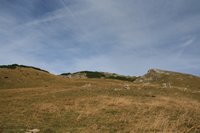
0, 64, 49, 73
60, 71, 138, 82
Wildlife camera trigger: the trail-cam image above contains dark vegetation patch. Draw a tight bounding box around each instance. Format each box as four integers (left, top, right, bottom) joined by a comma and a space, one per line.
60, 73, 71, 76
107, 75, 137, 82
77, 71, 106, 78
62, 71, 138, 82
0, 64, 49, 73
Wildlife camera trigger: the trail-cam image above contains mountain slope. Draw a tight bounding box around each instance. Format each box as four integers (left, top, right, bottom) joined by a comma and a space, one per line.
0, 64, 65, 89
135, 69, 200, 91
0, 65, 200, 132
0, 64, 49, 73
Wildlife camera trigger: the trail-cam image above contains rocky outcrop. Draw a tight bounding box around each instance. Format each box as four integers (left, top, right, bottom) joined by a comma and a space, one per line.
134, 68, 200, 90
135, 69, 164, 83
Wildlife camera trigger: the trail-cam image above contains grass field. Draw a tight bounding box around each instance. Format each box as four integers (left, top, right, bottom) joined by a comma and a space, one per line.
0, 67, 200, 133
1, 78, 200, 133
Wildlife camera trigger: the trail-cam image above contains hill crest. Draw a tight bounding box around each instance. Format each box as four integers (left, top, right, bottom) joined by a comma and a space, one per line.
0, 64, 49, 73
61, 71, 138, 82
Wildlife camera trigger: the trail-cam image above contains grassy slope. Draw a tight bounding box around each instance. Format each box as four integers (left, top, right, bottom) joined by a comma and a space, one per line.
0, 68, 200, 132
137, 69, 200, 91
0, 64, 49, 73
0, 67, 68, 89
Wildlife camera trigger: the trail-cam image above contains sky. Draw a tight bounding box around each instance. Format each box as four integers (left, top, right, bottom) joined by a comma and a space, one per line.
0, 0, 200, 76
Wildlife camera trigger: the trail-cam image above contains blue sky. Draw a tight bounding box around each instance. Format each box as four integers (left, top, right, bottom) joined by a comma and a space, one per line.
0, 0, 200, 76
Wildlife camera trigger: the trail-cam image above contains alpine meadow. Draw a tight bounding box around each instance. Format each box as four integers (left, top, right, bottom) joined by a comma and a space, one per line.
0, 0, 200, 133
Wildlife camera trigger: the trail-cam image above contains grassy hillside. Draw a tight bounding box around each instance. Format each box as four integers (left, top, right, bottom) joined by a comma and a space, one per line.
135, 69, 200, 91
0, 65, 67, 89
0, 64, 49, 73
1, 78, 200, 133
0, 66, 200, 132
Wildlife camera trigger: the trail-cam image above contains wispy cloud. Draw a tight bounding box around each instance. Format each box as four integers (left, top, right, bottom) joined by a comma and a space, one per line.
181, 37, 195, 48
0, 0, 200, 76
176, 37, 195, 57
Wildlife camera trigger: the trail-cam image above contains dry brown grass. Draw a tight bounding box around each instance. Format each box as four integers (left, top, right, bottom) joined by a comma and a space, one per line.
0, 79, 200, 133
0, 68, 200, 132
